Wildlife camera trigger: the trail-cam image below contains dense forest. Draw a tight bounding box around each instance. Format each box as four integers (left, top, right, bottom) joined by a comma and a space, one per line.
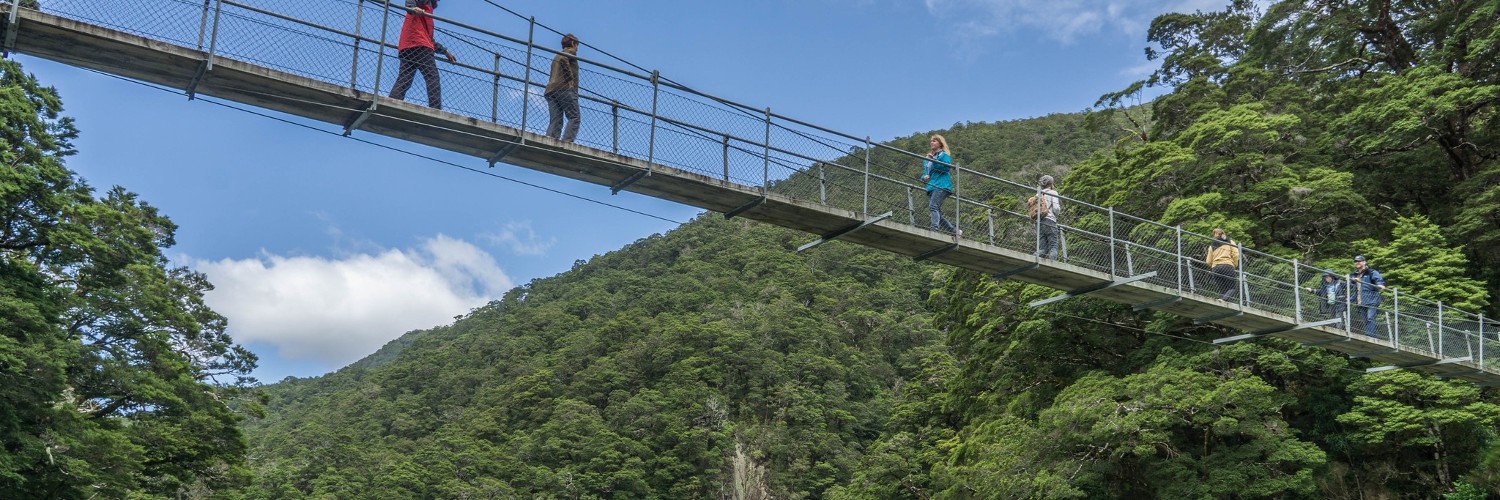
4, 0, 1500, 498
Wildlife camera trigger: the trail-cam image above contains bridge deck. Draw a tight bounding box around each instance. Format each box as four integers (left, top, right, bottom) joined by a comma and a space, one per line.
6, 5, 1494, 384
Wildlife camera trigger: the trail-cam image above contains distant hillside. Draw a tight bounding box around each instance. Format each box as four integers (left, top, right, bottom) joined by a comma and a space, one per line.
236, 111, 1122, 498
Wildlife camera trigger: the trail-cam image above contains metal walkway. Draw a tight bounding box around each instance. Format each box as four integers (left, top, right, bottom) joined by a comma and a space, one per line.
4, 0, 1497, 383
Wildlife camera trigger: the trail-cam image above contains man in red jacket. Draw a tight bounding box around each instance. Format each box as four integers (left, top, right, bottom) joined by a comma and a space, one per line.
389, 0, 457, 110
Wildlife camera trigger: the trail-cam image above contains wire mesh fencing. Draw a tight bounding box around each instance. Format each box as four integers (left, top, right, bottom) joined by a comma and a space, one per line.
17, 0, 1500, 375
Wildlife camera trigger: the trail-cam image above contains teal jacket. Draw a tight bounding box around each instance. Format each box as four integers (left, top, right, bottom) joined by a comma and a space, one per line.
924, 151, 953, 192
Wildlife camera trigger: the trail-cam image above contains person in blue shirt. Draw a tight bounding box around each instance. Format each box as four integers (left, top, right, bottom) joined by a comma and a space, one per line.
1305, 270, 1347, 322
1349, 255, 1387, 338
922, 135, 959, 237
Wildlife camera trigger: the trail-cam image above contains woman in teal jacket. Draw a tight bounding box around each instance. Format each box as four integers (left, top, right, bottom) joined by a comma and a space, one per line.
923, 134, 958, 236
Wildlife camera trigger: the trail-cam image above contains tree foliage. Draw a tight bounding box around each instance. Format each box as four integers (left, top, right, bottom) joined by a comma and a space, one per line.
231, 1, 1500, 497
1, 59, 258, 497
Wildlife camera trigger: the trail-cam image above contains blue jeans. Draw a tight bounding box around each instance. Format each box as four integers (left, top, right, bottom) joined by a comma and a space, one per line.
1358, 304, 1380, 337
928, 188, 956, 233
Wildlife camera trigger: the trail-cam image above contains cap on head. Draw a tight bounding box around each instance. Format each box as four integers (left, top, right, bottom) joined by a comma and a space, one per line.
1039, 175, 1054, 188
1354, 255, 1367, 262
562, 33, 579, 47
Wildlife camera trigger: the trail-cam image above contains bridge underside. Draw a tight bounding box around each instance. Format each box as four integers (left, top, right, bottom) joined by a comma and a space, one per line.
7, 6, 1493, 384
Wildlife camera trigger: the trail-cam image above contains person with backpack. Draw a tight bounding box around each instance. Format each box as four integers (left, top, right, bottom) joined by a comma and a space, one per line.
389, 0, 457, 110
1031, 175, 1061, 258
1204, 228, 1240, 302
545, 33, 581, 142
922, 135, 959, 238
1349, 255, 1388, 338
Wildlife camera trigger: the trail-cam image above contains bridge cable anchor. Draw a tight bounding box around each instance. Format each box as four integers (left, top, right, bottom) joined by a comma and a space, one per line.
1028, 272, 1157, 308
1368, 356, 1472, 374
1212, 318, 1343, 345
1132, 295, 1182, 312
724, 196, 766, 219
989, 263, 1039, 282
797, 212, 892, 253
487, 139, 521, 166
610, 170, 650, 195
342, 100, 377, 136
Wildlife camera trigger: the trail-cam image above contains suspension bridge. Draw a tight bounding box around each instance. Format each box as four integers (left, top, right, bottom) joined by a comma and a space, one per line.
4, 0, 1497, 383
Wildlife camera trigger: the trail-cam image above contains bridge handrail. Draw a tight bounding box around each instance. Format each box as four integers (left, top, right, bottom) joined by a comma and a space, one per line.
16, 0, 1497, 372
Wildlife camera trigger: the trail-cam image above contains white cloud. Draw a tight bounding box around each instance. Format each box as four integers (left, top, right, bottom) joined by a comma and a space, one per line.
483, 221, 557, 256
1120, 59, 1160, 78
922, 0, 1230, 44
192, 235, 512, 368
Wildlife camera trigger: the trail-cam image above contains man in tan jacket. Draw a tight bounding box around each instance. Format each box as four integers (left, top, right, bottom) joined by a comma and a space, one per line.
545, 34, 581, 142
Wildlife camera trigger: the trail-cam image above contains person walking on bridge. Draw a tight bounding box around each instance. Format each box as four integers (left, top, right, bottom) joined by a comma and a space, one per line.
389, 0, 457, 110
922, 135, 959, 238
545, 33, 582, 143
1205, 228, 1240, 302
1349, 255, 1387, 338
1033, 175, 1061, 258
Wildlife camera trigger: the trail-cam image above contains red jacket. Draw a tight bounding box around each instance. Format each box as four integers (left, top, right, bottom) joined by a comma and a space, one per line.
397, 2, 447, 54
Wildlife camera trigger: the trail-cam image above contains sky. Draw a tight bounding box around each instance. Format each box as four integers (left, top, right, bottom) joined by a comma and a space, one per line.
15, 0, 1228, 382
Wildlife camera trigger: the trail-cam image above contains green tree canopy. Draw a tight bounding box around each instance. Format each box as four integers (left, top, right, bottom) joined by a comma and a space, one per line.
0, 59, 259, 497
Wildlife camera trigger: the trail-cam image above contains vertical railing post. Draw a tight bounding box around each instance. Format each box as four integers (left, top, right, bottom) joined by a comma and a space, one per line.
862, 138, 871, 218
1481, 314, 1488, 370
762, 107, 771, 191
1175, 225, 1184, 293
648, 71, 660, 166
490, 53, 501, 122
374, 1, 393, 101
1109, 207, 1118, 276
520, 17, 535, 134
1293, 259, 1302, 323
1438, 301, 1445, 357
350, 0, 365, 90
612, 105, 620, 154
818, 163, 826, 205
1236, 242, 1246, 308
987, 208, 995, 245
721, 134, 729, 181
1392, 289, 1401, 345
906, 188, 915, 225
3, 0, 17, 58
196, 0, 213, 50
952, 162, 961, 239
1033, 187, 1042, 257
1344, 278, 1354, 335
205, 0, 223, 69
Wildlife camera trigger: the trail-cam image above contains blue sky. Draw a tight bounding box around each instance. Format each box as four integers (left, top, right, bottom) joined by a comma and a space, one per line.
17, 0, 1225, 382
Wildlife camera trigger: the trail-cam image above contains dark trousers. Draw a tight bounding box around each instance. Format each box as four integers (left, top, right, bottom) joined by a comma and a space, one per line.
1037, 218, 1058, 258
1212, 264, 1238, 301
545, 89, 580, 142
1324, 304, 1345, 323
390, 47, 442, 109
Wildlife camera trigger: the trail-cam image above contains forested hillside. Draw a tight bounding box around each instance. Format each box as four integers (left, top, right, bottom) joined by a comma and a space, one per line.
8, 0, 1498, 497
240, 1, 1500, 497
841, 1, 1500, 498
236, 113, 1119, 498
